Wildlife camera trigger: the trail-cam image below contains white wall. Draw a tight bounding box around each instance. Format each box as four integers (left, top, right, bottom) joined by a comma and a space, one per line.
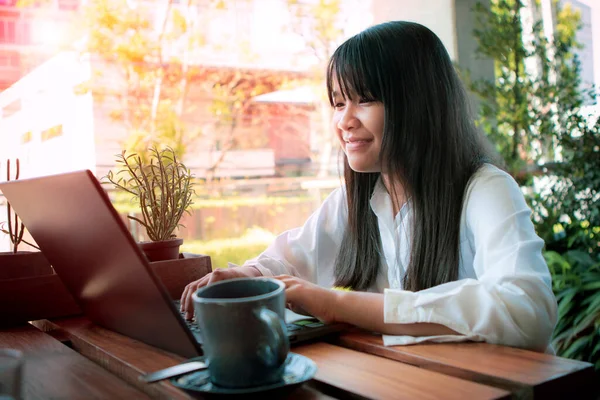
371, 0, 458, 61
577, 0, 600, 88
0, 51, 96, 252
0, 51, 96, 181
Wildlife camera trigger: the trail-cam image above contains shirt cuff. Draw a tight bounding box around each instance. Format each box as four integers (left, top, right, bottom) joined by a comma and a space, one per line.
240, 258, 288, 277
253, 264, 273, 277
383, 288, 474, 338
382, 334, 481, 346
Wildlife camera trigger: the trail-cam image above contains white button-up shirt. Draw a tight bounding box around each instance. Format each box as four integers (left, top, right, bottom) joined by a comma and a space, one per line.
244, 164, 558, 352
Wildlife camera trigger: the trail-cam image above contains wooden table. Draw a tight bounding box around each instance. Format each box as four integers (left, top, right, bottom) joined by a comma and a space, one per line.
334, 331, 597, 399
0, 324, 150, 399
0, 317, 590, 399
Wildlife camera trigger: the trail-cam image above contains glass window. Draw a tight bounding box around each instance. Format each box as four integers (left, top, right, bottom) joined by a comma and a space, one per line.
41, 125, 64, 142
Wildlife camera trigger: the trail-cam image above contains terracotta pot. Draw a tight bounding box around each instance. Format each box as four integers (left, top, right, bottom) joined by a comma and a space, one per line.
0, 251, 53, 280
138, 238, 184, 262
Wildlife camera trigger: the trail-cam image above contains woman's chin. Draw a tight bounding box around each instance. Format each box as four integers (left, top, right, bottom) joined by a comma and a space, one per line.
347, 163, 380, 174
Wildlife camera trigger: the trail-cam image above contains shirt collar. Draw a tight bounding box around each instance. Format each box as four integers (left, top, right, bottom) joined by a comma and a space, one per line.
370, 176, 410, 223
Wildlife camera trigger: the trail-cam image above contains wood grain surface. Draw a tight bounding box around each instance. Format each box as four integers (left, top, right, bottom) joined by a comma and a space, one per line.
32, 318, 334, 399
293, 342, 510, 399
0, 324, 149, 399
333, 330, 598, 399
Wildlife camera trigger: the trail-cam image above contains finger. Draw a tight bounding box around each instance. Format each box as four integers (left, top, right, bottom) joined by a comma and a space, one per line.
184, 275, 211, 318
183, 272, 222, 319
180, 280, 197, 310
284, 285, 300, 302
182, 284, 196, 319
180, 281, 195, 311
181, 278, 200, 310
273, 275, 297, 286
289, 303, 307, 315
273, 274, 293, 280
286, 295, 309, 316
184, 284, 200, 320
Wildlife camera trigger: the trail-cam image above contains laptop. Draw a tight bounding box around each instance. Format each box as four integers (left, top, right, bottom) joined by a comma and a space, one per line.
0, 170, 346, 358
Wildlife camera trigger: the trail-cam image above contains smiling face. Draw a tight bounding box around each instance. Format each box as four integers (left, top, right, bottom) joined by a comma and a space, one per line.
331, 81, 385, 173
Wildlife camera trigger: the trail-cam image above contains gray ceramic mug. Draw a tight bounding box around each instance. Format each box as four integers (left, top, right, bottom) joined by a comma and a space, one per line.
192, 277, 290, 388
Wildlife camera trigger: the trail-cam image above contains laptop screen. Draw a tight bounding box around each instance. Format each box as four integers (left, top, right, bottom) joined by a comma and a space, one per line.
0, 170, 202, 358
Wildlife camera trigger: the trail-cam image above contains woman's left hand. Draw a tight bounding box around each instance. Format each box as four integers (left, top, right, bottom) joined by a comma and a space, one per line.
273, 275, 339, 324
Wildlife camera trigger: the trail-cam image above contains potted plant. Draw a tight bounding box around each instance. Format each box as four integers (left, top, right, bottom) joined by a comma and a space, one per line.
0, 159, 53, 279
105, 147, 195, 262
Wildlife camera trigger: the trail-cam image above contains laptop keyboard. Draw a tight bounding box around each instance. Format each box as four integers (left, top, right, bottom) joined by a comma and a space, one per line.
173, 300, 201, 331
171, 300, 324, 334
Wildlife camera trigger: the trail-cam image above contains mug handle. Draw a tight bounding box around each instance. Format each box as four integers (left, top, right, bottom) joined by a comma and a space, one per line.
256, 308, 290, 367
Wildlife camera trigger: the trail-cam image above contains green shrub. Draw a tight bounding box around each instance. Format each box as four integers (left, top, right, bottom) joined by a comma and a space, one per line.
531, 109, 599, 370
545, 249, 600, 370
180, 227, 274, 269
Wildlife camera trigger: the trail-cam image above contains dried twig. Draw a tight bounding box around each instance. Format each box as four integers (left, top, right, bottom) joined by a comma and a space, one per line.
4, 159, 26, 252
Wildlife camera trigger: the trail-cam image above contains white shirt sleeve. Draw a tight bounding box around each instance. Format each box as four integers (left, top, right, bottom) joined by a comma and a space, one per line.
382, 168, 558, 352
242, 187, 347, 286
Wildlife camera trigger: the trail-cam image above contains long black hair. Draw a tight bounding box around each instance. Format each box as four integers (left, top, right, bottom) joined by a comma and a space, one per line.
327, 21, 500, 292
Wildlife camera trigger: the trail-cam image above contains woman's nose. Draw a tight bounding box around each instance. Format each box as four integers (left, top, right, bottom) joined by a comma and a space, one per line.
336, 106, 360, 131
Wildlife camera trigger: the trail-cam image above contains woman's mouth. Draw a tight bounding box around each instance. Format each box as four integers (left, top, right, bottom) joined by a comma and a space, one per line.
345, 139, 373, 151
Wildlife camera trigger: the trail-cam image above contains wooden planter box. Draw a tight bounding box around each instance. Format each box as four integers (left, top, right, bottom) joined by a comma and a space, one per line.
0, 253, 212, 328
0, 273, 82, 328
0, 251, 54, 280
0, 251, 80, 328
149, 253, 213, 300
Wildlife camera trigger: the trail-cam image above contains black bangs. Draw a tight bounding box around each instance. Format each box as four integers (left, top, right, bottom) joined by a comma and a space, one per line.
326, 33, 381, 106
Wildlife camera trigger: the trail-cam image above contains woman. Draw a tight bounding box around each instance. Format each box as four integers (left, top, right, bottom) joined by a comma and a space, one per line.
181, 21, 557, 352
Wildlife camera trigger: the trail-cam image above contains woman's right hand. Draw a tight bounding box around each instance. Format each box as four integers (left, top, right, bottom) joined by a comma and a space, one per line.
179, 265, 262, 320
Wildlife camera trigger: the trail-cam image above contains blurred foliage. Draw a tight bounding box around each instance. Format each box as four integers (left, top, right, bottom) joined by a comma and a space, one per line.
545, 250, 600, 370
286, 0, 347, 176
468, 0, 585, 182
469, 0, 599, 369
533, 113, 599, 369
531, 111, 600, 256
80, 0, 200, 155
537, 115, 598, 369
201, 69, 300, 180
287, 0, 343, 63
111, 191, 313, 214
122, 104, 188, 160
79, 0, 301, 168
181, 227, 274, 268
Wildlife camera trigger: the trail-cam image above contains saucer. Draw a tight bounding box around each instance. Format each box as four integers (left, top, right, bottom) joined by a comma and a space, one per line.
170, 352, 317, 395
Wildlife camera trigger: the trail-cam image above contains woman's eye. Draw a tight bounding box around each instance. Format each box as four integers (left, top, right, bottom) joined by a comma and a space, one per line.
333, 103, 345, 109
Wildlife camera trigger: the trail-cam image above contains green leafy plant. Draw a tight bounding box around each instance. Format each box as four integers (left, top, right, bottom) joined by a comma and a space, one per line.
467, 0, 584, 183
105, 147, 195, 242
1, 159, 39, 253
531, 110, 599, 254
545, 249, 600, 370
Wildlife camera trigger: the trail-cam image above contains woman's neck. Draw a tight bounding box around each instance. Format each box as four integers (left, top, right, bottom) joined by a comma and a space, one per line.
381, 173, 406, 217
